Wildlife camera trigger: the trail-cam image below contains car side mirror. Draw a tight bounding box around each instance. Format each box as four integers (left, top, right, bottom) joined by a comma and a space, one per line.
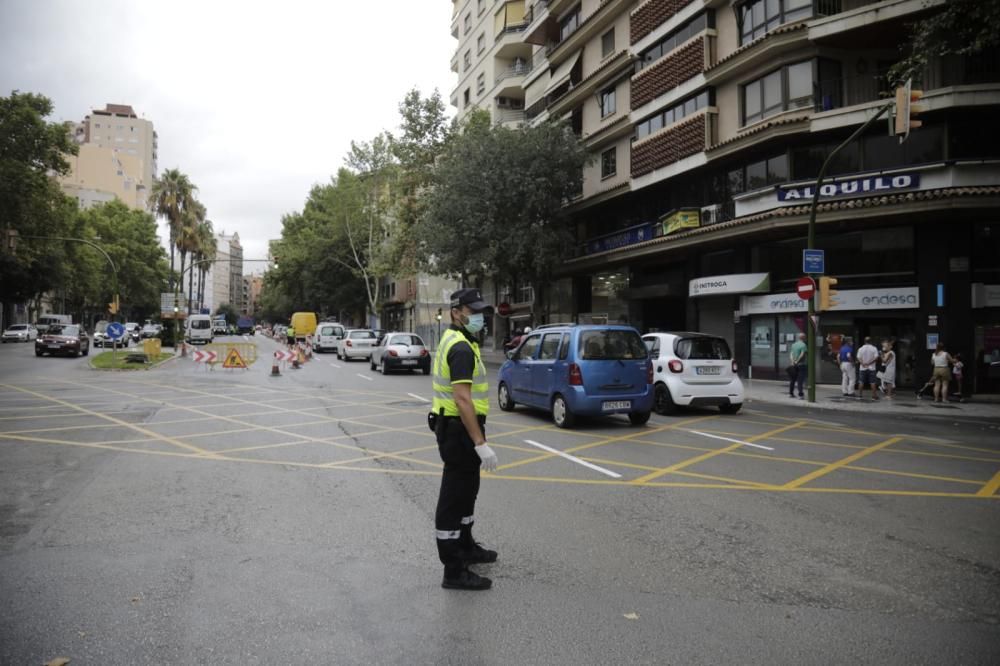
506, 350, 515, 360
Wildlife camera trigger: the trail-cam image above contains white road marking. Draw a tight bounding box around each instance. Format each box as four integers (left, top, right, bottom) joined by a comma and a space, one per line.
329, 363, 342, 369
523, 439, 622, 479
356, 373, 373, 382
687, 429, 775, 451
407, 393, 430, 403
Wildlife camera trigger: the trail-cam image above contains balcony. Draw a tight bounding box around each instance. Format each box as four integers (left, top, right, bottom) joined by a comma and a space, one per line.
631, 0, 697, 46
631, 36, 706, 109
495, 108, 528, 125
631, 111, 711, 179
547, 0, 632, 68
810, 0, 947, 45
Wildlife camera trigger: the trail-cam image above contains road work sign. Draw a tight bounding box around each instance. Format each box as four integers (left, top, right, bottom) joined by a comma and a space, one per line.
222, 347, 248, 369
192, 349, 218, 363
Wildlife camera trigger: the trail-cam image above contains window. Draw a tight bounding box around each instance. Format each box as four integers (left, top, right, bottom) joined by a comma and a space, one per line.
601, 28, 615, 58
476, 73, 485, 95
675, 336, 732, 360
464, 50, 471, 71
601, 147, 617, 179
738, 0, 812, 45
579, 330, 647, 360
634, 90, 712, 139
516, 280, 534, 304
464, 88, 471, 107
598, 86, 616, 118
558, 333, 571, 360
636, 13, 710, 72
464, 13, 471, 34
518, 335, 541, 360
477, 32, 485, 54
539, 334, 562, 360
730, 154, 789, 192
559, 6, 580, 42
742, 61, 813, 126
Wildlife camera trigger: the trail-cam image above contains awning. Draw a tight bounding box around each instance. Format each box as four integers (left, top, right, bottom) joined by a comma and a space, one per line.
545, 50, 581, 96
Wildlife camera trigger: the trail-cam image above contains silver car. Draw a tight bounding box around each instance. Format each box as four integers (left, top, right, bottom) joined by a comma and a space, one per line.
337, 329, 377, 361
2, 324, 38, 343
369, 332, 431, 375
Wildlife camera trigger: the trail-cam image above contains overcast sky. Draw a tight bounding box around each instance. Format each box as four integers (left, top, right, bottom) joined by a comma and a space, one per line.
0, 0, 456, 270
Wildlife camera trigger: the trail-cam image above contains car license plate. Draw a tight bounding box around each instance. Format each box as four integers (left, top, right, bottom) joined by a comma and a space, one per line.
401, 360, 417, 365
48, 344, 60, 348
696, 366, 721, 375
602, 400, 631, 411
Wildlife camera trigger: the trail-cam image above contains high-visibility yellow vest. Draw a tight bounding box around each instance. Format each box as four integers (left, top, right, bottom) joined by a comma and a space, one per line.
287, 327, 295, 337
432, 328, 489, 417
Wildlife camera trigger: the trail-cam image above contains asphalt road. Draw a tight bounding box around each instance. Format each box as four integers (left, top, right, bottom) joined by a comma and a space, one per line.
1, 335, 998, 665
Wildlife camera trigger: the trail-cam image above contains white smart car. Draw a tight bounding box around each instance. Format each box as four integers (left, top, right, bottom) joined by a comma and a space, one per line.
642, 332, 744, 415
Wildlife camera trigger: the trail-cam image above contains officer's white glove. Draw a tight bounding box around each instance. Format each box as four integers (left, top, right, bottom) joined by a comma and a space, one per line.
475, 443, 498, 472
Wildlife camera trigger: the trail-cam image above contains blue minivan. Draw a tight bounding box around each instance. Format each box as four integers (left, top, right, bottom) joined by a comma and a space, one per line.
497, 324, 654, 428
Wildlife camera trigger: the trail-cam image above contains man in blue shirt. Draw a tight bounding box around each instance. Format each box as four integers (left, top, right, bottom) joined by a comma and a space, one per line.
838, 337, 856, 396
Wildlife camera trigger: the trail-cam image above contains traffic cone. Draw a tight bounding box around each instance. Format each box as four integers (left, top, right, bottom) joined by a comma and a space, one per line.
271, 352, 281, 376
292, 349, 301, 369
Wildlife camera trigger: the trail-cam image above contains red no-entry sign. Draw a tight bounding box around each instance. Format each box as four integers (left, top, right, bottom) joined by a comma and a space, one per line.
797, 276, 816, 300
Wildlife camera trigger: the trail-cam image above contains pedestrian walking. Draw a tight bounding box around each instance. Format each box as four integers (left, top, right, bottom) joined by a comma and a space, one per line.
838, 336, 856, 396
788, 332, 807, 399
431, 288, 498, 591
930, 342, 955, 403
856, 337, 880, 401
952, 353, 965, 400
880, 340, 896, 399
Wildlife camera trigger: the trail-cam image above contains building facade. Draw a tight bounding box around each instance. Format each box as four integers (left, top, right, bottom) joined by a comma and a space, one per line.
204, 232, 244, 315
450, 0, 1000, 394
59, 104, 158, 210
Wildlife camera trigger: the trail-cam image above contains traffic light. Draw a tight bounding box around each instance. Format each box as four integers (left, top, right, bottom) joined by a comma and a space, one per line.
894, 79, 924, 142
818, 277, 839, 312
436, 308, 442, 322
108, 295, 119, 315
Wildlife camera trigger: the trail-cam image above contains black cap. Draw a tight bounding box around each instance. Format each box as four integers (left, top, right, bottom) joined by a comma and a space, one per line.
450, 288, 490, 312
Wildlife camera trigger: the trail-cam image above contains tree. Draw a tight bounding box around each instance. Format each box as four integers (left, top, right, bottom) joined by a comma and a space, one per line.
418, 113, 589, 293
889, 0, 1000, 84
193, 220, 216, 314
149, 168, 196, 292
214, 302, 239, 324
0, 91, 79, 324
176, 199, 206, 314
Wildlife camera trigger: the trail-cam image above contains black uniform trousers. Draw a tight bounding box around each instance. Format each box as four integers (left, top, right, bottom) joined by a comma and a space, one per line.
435, 415, 485, 574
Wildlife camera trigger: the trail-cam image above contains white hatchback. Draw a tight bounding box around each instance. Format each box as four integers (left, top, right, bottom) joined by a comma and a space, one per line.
337, 329, 377, 361
642, 332, 744, 415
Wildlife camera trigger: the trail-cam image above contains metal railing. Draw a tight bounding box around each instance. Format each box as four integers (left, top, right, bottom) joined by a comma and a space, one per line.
812, 72, 892, 112
495, 58, 535, 83
495, 108, 527, 124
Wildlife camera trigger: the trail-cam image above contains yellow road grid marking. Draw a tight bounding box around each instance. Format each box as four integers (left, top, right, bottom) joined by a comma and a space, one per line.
631, 420, 808, 484
975, 468, 1000, 497
783, 436, 903, 489
0, 433, 158, 447
0, 384, 212, 456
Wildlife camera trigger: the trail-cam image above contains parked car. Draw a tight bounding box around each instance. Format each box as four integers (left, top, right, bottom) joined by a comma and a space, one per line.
125, 322, 141, 343
497, 324, 654, 428
2, 323, 38, 343
314, 322, 346, 353
369, 332, 431, 375
337, 329, 377, 361
642, 332, 744, 415
35, 324, 90, 357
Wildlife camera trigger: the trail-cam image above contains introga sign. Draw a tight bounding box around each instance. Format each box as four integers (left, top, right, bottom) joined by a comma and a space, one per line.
689, 273, 770, 297
778, 172, 920, 202
740, 286, 919, 315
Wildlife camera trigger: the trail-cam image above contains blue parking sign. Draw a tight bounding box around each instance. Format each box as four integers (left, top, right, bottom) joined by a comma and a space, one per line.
803, 249, 825, 274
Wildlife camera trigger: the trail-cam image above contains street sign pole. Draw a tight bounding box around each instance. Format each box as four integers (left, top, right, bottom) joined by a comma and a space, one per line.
805, 99, 894, 402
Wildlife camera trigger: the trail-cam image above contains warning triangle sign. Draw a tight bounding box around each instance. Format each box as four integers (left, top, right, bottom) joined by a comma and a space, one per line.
222, 346, 247, 369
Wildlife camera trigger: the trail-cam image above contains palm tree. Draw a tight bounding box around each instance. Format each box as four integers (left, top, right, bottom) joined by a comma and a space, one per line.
150, 169, 196, 291
193, 219, 216, 313
177, 200, 205, 315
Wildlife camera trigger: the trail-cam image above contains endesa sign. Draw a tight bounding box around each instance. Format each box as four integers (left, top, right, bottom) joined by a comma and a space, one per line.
740, 287, 920, 315
777, 172, 920, 202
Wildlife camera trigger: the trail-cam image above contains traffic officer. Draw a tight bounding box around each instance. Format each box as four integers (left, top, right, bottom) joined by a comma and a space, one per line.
286, 324, 295, 348
432, 288, 499, 591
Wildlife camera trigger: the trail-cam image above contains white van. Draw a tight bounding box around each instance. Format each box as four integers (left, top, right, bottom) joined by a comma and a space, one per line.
186, 314, 214, 345
314, 322, 346, 353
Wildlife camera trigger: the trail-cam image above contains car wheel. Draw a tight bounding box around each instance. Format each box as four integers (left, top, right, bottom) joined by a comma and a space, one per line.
370, 358, 377, 371
719, 403, 742, 414
83, 344, 89, 356
497, 382, 515, 411
653, 383, 678, 415
35, 350, 43, 357
379, 359, 388, 375
628, 411, 651, 426
552, 394, 575, 429
422, 367, 430, 375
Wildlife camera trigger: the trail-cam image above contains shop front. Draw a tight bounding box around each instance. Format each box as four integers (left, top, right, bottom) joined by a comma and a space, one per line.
972, 282, 1000, 394
689, 272, 770, 354
740, 286, 920, 386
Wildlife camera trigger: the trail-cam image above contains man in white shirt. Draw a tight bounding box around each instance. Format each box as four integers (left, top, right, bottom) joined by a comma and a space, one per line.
856, 337, 880, 401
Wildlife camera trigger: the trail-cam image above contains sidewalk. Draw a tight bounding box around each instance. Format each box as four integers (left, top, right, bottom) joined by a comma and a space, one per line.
476, 347, 1000, 420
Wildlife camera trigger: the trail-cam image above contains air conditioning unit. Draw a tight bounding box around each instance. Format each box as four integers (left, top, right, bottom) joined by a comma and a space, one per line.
701, 203, 724, 226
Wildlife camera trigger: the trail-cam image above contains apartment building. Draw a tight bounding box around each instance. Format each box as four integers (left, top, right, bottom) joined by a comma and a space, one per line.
450, 0, 1000, 393
59, 103, 158, 210
203, 232, 243, 314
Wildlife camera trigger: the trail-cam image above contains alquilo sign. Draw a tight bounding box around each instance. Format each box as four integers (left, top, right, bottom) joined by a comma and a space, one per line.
689, 273, 770, 297
777, 172, 920, 202
740, 286, 919, 315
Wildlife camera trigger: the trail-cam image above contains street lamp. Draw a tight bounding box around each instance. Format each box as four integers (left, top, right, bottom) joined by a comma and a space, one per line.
436, 309, 443, 351
20, 234, 120, 322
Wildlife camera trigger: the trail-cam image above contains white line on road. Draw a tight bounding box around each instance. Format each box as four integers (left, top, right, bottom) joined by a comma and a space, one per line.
407, 393, 430, 403
523, 439, 622, 478
356, 373, 373, 382
329, 363, 342, 369
687, 430, 775, 451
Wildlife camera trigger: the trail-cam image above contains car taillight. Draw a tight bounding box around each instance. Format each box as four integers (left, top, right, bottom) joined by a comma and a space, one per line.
732, 360, 738, 373
388, 349, 398, 357
646, 360, 653, 384
346, 340, 352, 347
568, 363, 583, 386
420, 349, 429, 356
668, 360, 683, 373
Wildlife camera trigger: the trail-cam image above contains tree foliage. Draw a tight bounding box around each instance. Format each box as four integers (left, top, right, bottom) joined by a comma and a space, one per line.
890, 0, 1000, 84
418, 112, 589, 289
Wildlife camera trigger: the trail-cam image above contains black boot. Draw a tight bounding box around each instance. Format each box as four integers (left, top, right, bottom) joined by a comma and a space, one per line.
459, 522, 498, 564
442, 568, 492, 590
